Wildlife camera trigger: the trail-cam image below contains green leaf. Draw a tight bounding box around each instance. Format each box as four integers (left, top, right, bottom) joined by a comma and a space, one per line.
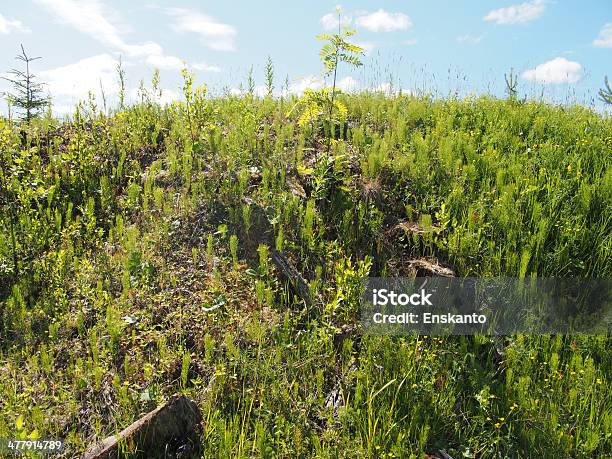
297, 165, 314, 176
15, 414, 24, 430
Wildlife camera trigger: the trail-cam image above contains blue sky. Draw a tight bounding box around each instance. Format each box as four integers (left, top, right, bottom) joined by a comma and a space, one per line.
0, 1, 611, 115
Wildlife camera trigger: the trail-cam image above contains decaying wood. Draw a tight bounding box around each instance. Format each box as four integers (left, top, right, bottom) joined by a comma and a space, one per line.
324, 363, 358, 414
325, 325, 361, 416
407, 258, 455, 277
286, 175, 307, 198
271, 249, 313, 308
82, 394, 201, 459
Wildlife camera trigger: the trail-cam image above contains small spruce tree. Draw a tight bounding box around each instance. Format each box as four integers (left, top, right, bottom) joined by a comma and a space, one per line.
2, 44, 47, 122
599, 76, 612, 105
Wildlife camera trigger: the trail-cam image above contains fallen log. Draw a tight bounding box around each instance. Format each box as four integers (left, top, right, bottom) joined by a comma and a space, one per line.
271, 249, 313, 308
407, 258, 455, 278
82, 394, 201, 459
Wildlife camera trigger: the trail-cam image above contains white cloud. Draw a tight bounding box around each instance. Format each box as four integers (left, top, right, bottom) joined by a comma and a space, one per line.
457, 34, 483, 44
254, 86, 268, 98
51, 103, 77, 116
522, 57, 583, 84
40, 54, 119, 99
337, 76, 360, 92
483, 0, 545, 25
34, 0, 188, 71
166, 8, 237, 51
145, 53, 183, 70
593, 23, 612, 48
34, 0, 126, 48
119, 42, 163, 58
320, 11, 352, 31
41, 53, 183, 114
289, 75, 324, 95
355, 41, 376, 55
123, 43, 221, 72
227, 85, 284, 98
356, 9, 411, 32
160, 89, 181, 105
320, 8, 411, 33
116, 41, 186, 70
129, 86, 181, 105
192, 62, 222, 73
0, 13, 29, 34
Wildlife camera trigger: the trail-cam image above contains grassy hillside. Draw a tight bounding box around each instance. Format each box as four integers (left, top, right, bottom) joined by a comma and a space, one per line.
0, 89, 611, 457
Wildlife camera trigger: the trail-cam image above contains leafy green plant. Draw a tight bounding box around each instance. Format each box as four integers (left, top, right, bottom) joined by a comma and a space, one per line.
291, 87, 348, 129
289, 11, 363, 144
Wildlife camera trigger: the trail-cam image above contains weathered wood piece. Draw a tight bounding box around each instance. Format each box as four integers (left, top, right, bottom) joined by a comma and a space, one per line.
271, 249, 313, 308
408, 258, 455, 277
82, 394, 201, 459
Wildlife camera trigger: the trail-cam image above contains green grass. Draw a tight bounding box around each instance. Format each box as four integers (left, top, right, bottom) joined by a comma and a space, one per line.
0, 87, 610, 457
